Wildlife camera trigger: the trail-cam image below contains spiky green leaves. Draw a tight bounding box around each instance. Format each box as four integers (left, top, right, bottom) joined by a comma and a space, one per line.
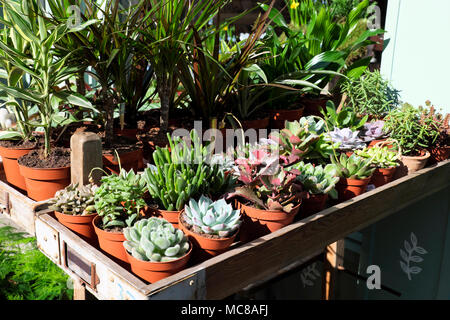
330, 153, 375, 179
291, 162, 339, 199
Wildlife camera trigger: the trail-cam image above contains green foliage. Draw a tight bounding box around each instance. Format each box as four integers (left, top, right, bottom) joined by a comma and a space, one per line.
50, 183, 97, 216
355, 145, 401, 168
330, 153, 375, 179
94, 168, 147, 229
342, 69, 401, 117
384, 103, 440, 156
290, 161, 339, 199
0, 226, 72, 300
123, 217, 190, 262
321, 100, 368, 130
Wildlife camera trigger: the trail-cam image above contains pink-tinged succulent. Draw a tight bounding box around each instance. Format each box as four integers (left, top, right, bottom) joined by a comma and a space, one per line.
326, 127, 366, 151
361, 120, 386, 142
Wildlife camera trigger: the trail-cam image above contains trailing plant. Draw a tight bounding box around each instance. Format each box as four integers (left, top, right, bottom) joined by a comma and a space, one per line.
49, 183, 97, 216
94, 168, 147, 229
384, 103, 440, 156
290, 161, 339, 199
321, 101, 368, 131
183, 195, 241, 238
0, 226, 72, 300
360, 120, 386, 142
354, 144, 401, 169
327, 127, 366, 151
123, 217, 190, 262
330, 153, 375, 179
341, 69, 400, 118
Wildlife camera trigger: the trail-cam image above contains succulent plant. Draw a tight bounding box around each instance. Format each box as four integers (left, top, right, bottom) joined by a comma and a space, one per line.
290, 162, 339, 199
330, 153, 375, 180
355, 145, 401, 169
123, 217, 190, 262
419, 101, 450, 148
183, 195, 241, 237
94, 168, 147, 229
326, 127, 366, 151
320, 100, 368, 131
50, 183, 97, 215
361, 120, 386, 142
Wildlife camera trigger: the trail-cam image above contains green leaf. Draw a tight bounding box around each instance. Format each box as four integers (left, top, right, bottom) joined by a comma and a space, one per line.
53, 91, 96, 110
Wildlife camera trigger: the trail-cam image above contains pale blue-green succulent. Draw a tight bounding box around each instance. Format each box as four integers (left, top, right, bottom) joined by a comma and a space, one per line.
183, 195, 241, 238
123, 217, 190, 262
290, 162, 340, 199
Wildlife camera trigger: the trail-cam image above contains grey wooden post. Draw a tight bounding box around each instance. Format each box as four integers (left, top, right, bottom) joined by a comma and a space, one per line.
70, 131, 103, 186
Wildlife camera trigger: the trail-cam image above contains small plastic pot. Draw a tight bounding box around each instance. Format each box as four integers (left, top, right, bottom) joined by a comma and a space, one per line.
55, 211, 98, 246
335, 176, 372, 202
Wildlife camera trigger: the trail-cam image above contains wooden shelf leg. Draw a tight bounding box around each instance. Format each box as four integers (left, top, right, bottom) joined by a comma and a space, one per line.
322, 240, 345, 300
73, 279, 87, 300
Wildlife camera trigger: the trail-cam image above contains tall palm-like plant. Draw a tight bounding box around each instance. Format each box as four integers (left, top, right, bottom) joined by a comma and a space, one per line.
0, 0, 95, 157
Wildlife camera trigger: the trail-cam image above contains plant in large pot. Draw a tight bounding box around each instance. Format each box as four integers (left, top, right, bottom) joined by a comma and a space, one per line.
93, 168, 147, 265
354, 142, 401, 187
123, 217, 191, 283
49, 183, 98, 245
289, 161, 339, 217
384, 103, 440, 175
0, 2, 95, 201
330, 153, 375, 202
179, 195, 241, 261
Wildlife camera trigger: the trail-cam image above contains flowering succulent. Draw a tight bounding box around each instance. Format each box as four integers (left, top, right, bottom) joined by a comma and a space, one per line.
361, 120, 386, 142
123, 217, 190, 262
290, 162, 339, 199
50, 183, 97, 215
330, 153, 375, 179
183, 196, 241, 237
327, 127, 366, 151
355, 145, 401, 169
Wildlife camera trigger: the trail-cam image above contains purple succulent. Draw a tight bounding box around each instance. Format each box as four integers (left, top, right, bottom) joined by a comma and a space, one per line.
361, 120, 386, 142
327, 127, 366, 151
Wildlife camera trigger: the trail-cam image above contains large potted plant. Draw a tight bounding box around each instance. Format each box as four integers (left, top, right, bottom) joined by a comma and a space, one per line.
123, 217, 191, 283
384, 103, 440, 174
49, 183, 98, 245
178, 195, 241, 261
0, 2, 95, 201
93, 168, 147, 265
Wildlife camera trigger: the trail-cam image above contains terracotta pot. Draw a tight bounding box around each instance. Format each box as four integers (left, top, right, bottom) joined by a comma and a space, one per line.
18, 164, 70, 201
113, 128, 138, 140
92, 215, 128, 266
242, 117, 270, 130
299, 193, 328, 218
270, 107, 304, 129
335, 176, 371, 202
0, 144, 35, 190
152, 208, 181, 228
238, 201, 301, 243
300, 97, 328, 117
401, 150, 430, 174
370, 166, 397, 188
55, 211, 98, 246
102, 148, 143, 175
125, 244, 192, 283
429, 146, 450, 164
178, 212, 238, 260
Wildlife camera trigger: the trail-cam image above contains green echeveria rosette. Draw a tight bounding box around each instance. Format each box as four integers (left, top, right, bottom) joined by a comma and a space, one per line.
291, 162, 339, 199
123, 217, 190, 262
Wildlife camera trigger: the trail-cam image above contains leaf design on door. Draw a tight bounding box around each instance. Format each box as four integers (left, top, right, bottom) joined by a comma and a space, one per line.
399, 232, 427, 280
300, 262, 320, 288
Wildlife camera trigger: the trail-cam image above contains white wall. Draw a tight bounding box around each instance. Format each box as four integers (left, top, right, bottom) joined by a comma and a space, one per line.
381, 0, 450, 114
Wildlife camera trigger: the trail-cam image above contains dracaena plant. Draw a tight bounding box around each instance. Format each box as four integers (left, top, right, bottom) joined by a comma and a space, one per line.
321, 101, 368, 131
330, 153, 375, 179
0, 0, 95, 156
289, 161, 339, 199
354, 144, 401, 169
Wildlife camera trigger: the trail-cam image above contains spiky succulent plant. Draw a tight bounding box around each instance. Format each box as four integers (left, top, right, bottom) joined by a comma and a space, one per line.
50, 183, 97, 215
123, 217, 190, 262
330, 153, 376, 179
183, 196, 241, 238
290, 162, 339, 199
326, 127, 366, 151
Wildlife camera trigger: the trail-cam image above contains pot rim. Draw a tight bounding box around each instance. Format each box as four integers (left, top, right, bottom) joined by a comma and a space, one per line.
125, 241, 193, 267
402, 150, 431, 160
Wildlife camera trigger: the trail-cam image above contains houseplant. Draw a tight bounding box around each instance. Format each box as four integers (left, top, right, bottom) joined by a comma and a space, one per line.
49, 183, 98, 245
326, 127, 366, 154
330, 153, 375, 201
354, 142, 401, 187
361, 120, 388, 147
179, 196, 241, 260
320, 101, 368, 131
384, 103, 440, 174
0, 1, 95, 201
93, 168, 147, 264
123, 217, 191, 283
289, 161, 339, 216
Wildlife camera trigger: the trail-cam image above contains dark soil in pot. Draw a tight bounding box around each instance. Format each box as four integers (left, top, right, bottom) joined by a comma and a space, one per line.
18, 147, 70, 168
0, 139, 36, 149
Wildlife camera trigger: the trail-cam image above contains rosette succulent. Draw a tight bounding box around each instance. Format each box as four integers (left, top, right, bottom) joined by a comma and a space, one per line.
361, 121, 386, 142
183, 196, 241, 237
355, 145, 401, 169
123, 217, 190, 262
330, 153, 375, 179
327, 127, 366, 151
50, 183, 97, 215
290, 162, 339, 199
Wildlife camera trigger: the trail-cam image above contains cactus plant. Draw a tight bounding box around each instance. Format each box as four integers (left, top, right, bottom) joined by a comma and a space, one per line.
183, 196, 241, 237
94, 168, 147, 229
330, 153, 375, 180
123, 217, 190, 262
327, 127, 366, 151
290, 162, 339, 199
50, 183, 97, 215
